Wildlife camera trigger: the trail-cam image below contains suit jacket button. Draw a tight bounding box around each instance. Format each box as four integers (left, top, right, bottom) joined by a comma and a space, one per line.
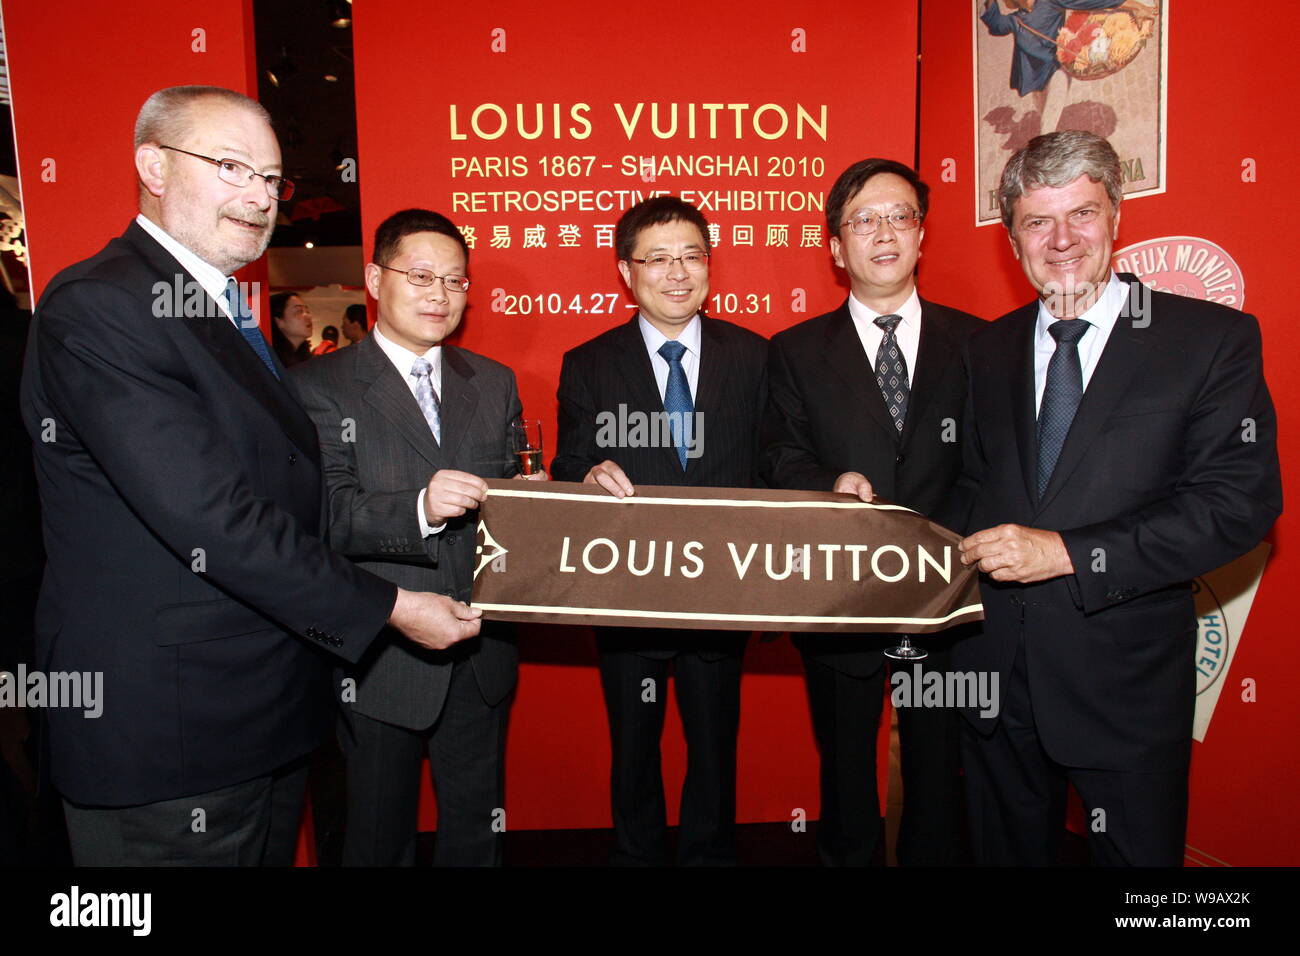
446, 534, 458, 545
288, 454, 297, 465
895, 453, 905, 464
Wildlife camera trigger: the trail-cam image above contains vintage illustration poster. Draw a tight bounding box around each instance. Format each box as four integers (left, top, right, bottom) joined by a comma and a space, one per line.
973, 0, 1167, 225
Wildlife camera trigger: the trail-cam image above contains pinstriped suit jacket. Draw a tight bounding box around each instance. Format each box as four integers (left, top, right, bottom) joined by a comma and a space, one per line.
291, 332, 521, 729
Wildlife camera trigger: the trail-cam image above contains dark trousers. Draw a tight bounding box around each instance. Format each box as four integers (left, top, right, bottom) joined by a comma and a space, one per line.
61, 757, 308, 866
339, 658, 510, 867
961, 636, 1188, 866
597, 639, 744, 866
802, 648, 964, 866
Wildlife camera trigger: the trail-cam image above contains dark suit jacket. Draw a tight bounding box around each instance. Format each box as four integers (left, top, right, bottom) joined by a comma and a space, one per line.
762, 297, 983, 676
290, 333, 520, 729
550, 314, 768, 658
19, 222, 395, 806
950, 274, 1282, 772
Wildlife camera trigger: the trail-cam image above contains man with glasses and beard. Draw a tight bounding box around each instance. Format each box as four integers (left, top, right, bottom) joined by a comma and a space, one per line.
21, 86, 479, 866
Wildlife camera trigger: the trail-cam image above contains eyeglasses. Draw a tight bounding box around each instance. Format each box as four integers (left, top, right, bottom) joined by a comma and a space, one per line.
842, 209, 921, 237
629, 252, 711, 273
377, 264, 471, 293
159, 145, 296, 201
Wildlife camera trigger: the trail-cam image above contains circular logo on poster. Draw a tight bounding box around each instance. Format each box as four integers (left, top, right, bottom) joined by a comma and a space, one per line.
1191, 577, 1230, 697
1112, 236, 1246, 310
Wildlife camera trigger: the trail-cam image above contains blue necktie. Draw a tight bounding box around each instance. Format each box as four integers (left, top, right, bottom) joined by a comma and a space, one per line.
658, 339, 694, 470
873, 313, 910, 435
410, 356, 442, 444
1036, 319, 1090, 497
223, 279, 280, 380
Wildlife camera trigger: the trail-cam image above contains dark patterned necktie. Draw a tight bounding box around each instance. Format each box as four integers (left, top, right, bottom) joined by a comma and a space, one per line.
658, 339, 694, 470
873, 314, 909, 434
223, 279, 280, 379
1036, 318, 1090, 497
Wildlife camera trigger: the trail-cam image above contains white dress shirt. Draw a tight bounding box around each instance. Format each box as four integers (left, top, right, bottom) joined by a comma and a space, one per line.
638, 313, 702, 401
847, 287, 923, 381
1033, 272, 1127, 416
372, 325, 446, 537
136, 214, 238, 325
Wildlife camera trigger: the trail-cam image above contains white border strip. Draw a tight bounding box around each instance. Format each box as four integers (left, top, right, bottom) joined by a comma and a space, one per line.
473, 602, 984, 626
486, 487, 919, 514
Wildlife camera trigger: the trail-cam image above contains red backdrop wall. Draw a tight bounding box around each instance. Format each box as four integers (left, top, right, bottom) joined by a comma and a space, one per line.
351, 0, 918, 830
6, 0, 1294, 862
3, 0, 269, 327
918, 3, 1298, 865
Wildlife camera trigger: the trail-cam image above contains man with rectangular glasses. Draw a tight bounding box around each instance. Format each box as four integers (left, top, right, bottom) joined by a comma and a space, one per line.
552, 195, 768, 865
762, 158, 981, 866
291, 208, 538, 866
20, 86, 479, 865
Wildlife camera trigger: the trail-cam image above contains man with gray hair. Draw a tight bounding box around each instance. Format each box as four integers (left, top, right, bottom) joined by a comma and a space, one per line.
950, 130, 1280, 865
21, 85, 481, 865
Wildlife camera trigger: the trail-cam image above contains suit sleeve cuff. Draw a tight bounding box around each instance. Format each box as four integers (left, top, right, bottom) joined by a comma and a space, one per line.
1061, 529, 1133, 613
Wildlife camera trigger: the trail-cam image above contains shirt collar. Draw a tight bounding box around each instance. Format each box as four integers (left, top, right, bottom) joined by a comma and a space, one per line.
135, 213, 232, 315
1035, 271, 1127, 341
847, 287, 921, 332
638, 313, 702, 359
372, 324, 442, 381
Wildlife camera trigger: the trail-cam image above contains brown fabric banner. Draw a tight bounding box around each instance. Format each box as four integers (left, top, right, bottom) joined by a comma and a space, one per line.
471, 480, 983, 634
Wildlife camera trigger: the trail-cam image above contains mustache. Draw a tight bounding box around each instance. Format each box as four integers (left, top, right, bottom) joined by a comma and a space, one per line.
223, 209, 271, 229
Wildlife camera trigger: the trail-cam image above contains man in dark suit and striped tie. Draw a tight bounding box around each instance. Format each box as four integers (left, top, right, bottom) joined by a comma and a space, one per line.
552, 196, 768, 865
762, 159, 981, 866
292, 208, 539, 866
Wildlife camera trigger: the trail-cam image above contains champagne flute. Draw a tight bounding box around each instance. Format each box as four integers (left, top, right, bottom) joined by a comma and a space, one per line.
511, 419, 544, 477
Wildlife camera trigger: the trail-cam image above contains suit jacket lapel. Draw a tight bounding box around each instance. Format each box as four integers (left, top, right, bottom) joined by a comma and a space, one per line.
1035, 288, 1154, 514
125, 224, 321, 462
358, 334, 442, 469
900, 299, 956, 449
687, 317, 732, 476
614, 317, 667, 411
823, 302, 898, 444
438, 346, 480, 464
1004, 304, 1040, 508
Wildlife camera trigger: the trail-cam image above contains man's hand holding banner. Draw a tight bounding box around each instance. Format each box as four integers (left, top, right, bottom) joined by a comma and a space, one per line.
472, 480, 983, 633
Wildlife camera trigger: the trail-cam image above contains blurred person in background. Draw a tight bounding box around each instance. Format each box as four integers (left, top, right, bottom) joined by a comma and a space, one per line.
271, 291, 312, 367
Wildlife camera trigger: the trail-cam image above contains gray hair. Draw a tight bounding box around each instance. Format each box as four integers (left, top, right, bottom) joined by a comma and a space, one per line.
134, 86, 270, 149
997, 130, 1123, 228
